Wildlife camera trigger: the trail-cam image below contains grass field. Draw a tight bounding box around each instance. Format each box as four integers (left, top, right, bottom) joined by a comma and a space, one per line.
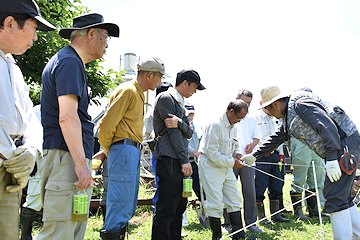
31, 174, 339, 239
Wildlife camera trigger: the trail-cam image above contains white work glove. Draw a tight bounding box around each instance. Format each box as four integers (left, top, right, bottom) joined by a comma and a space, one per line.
241, 154, 256, 166
3, 146, 38, 179
326, 160, 341, 182
6, 175, 29, 193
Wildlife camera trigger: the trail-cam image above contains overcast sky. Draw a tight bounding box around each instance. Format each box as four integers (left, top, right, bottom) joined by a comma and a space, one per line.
81, 0, 360, 128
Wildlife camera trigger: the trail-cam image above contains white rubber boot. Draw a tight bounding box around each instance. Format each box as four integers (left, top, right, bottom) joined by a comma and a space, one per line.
182, 210, 189, 227
330, 208, 352, 240
349, 205, 360, 239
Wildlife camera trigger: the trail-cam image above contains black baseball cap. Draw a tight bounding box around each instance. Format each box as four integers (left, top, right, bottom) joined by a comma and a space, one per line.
0, 0, 56, 32
176, 69, 205, 90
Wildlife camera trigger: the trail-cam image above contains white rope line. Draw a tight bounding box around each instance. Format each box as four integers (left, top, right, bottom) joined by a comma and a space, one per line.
220, 162, 322, 240
255, 161, 326, 168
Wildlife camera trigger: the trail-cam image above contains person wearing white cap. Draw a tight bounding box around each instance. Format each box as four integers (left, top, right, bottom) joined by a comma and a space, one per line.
98, 57, 168, 239
242, 85, 360, 239
0, 1, 55, 239
39, 13, 119, 240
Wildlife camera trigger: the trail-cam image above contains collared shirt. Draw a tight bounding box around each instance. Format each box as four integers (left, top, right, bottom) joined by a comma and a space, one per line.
188, 121, 202, 161
254, 109, 283, 154
0, 50, 42, 158
98, 79, 145, 154
236, 114, 261, 154
199, 113, 241, 168
167, 87, 185, 109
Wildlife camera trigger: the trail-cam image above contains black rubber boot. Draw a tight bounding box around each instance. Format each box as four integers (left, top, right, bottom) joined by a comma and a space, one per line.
20, 207, 37, 240
270, 200, 289, 222
209, 217, 222, 240
100, 227, 126, 240
228, 211, 257, 239
256, 202, 271, 225
305, 189, 328, 218
290, 192, 309, 221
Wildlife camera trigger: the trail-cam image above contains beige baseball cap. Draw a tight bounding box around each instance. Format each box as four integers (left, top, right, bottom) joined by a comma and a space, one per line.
137, 57, 170, 77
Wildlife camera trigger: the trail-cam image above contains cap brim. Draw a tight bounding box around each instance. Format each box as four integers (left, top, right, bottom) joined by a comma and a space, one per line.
197, 82, 206, 90
59, 22, 120, 39
163, 72, 171, 78
35, 16, 56, 32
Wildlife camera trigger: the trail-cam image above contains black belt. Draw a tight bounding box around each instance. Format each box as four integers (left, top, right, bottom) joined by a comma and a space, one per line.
112, 139, 141, 149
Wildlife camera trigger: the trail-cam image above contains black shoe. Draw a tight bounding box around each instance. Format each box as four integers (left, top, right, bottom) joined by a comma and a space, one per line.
100, 227, 126, 240
270, 200, 289, 223
227, 211, 257, 239
256, 202, 271, 225
306, 189, 328, 218
209, 217, 222, 240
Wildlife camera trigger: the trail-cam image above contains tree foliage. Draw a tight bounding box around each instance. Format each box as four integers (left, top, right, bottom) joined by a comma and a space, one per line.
14, 0, 124, 106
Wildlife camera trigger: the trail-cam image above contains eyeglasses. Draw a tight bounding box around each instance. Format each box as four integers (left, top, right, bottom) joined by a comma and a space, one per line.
154, 72, 165, 80
96, 30, 111, 44
234, 111, 245, 121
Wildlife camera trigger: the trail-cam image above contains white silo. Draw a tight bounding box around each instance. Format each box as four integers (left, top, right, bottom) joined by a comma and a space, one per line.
124, 53, 137, 73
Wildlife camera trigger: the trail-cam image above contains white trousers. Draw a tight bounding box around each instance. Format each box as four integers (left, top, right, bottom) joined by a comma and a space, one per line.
199, 154, 242, 218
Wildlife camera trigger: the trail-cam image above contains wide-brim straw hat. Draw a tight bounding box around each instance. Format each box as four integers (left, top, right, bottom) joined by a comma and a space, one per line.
259, 85, 289, 109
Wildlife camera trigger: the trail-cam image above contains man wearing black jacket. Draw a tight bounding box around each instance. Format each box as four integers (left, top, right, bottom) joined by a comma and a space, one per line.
242, 86, 360, 239
151, 69, 205, 240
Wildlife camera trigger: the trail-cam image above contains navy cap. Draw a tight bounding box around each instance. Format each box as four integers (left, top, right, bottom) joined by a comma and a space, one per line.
185, 103, 195, 114
176, 69, 205, 90
0, 0, 56, 32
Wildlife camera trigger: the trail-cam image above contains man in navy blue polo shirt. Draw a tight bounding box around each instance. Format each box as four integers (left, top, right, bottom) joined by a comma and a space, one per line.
39, 13, 119, 240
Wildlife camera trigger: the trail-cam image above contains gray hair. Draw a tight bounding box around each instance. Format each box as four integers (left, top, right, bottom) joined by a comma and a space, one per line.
227, 99, 248, 114
69, 28, 89, 41
236, 89, 253, 99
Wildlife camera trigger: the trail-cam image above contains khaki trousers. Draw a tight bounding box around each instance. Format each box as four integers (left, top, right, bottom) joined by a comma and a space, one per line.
0, 166, 21, 240
37, 149, 92, 240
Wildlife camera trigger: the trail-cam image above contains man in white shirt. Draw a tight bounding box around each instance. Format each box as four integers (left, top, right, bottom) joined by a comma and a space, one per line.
0, 1, 55, 239
234, 90, 262, 233
199, 100, 256, 240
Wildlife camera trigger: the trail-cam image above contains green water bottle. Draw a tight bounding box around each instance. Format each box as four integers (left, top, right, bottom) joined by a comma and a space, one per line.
72, 190, 88, 222
182, 176, 193, 198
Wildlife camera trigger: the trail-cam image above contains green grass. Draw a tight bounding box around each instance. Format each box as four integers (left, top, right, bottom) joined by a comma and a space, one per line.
31, 174, 338, 239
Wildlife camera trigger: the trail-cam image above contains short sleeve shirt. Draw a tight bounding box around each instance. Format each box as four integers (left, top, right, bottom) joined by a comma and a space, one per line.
41, 46, 94, 159
236, 114, 261, 154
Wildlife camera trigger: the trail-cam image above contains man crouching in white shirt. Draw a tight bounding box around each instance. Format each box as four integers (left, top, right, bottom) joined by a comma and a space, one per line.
198, 99, 257, 240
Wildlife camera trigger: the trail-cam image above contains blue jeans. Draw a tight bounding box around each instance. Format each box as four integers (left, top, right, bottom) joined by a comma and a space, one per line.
103, 143, 141, 231
152, 154, 159, 212
255, 153, 282, 202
